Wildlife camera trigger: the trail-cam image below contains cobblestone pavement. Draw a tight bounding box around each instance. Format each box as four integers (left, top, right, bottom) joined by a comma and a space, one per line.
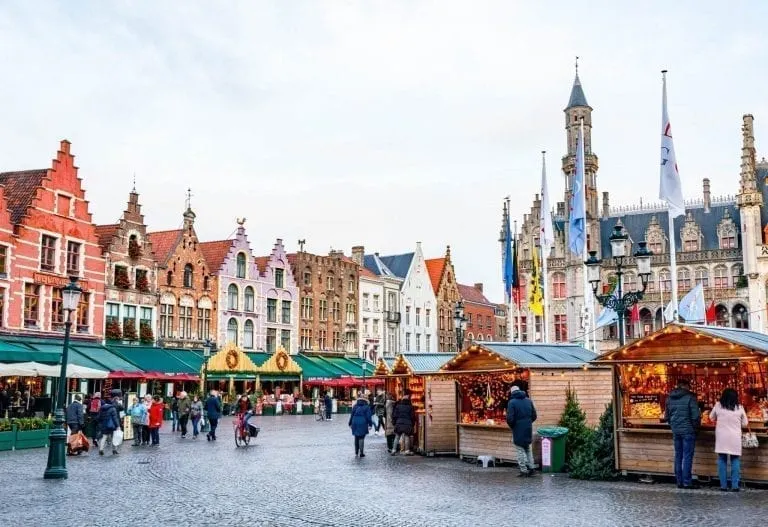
1, 416, 764, 527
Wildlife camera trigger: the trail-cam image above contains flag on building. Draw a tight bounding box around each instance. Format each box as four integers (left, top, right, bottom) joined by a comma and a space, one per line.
528, 247, 544, 316
705, 300, 716, 325
540, 154, 554, 249
678, 284, 706, 323
664, 300, 676, 323
502, 202, 514, 300
630, 303, 640, 324
659, 72, 685, 218
594, 287, 620, 329
568, 124, 587, 255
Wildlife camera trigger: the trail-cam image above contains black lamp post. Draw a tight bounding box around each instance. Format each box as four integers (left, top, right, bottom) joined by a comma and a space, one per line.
453, 300, 467, 352
585, 223, 653, 346
44, 276, 82, 480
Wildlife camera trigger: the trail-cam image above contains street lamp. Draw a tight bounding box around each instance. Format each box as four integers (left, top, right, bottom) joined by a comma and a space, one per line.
453, 300, 467, 352
44, 276, 82, 480
585, 222, 653, 346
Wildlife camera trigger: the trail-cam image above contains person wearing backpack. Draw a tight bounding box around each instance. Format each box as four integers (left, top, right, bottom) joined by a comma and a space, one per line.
129, 397, 147, 447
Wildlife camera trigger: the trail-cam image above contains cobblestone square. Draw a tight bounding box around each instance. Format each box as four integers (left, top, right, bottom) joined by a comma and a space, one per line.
0, 416, 764, 527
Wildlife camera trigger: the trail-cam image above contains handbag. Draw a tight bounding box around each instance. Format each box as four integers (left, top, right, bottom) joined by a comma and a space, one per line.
743, 426, 759, 449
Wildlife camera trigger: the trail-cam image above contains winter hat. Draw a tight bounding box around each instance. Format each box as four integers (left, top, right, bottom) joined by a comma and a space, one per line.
510, 386, 520, 393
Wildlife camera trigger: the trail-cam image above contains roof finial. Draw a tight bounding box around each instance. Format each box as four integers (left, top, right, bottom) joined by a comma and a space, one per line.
575, 55, 579, 76
185, 187, 193, 210
132, 173, 136, 193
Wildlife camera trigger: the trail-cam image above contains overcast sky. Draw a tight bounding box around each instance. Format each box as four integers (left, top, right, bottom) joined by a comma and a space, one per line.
2, 1, 767, 303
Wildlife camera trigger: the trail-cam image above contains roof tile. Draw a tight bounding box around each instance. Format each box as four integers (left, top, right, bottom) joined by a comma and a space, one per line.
425, 258, 445, 295
254, 256, 270, 275
458, 283, 491, 305
376, 253, 414, 279
94, 223, 119, 251
147, 229, 182, 264
199, 240, 233, 273
0, 169, 48, 224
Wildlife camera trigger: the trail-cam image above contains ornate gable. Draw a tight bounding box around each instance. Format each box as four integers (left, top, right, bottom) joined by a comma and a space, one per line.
680, 212, 702, 252
645, 215, 665, 254
717, 209, 738, 249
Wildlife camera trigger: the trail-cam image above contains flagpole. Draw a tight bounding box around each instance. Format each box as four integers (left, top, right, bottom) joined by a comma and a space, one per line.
661, 70, 681, 321
578, 118, 593, 351
540, 151, 551, 344
515, 220, 522, 342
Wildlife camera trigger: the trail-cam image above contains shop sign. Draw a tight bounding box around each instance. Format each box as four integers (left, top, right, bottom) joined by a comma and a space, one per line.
33, 272, 89, 289
541, 438, 551, 467
629, 394, 660, 404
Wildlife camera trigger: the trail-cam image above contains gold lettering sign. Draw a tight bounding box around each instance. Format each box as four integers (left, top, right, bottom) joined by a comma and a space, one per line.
33, 272, 89, 289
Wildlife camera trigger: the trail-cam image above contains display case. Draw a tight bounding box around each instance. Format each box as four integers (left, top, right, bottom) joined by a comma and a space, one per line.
456, 371, 528, 425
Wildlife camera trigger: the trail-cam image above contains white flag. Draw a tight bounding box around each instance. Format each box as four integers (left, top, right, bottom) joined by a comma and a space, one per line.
678, 284, 706, 323
659, 72, 685, 218
664, 300, 676, 323
540, 152, 554, 248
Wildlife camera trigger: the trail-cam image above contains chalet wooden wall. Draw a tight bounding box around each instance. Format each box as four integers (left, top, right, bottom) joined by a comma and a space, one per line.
528, 368, 613, 427
425, 379, 457, 454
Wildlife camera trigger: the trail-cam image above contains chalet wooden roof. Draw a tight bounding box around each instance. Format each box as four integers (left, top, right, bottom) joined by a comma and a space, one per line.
593, 323, 768, 364
441, 342, 596, 372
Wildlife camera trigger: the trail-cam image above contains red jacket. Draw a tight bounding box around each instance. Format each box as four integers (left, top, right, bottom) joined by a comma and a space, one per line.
149, 402, 164, 428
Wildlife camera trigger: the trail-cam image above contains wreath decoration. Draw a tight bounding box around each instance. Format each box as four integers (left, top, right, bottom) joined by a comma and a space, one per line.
276, 352, 288, 371
226, 349, 239, 370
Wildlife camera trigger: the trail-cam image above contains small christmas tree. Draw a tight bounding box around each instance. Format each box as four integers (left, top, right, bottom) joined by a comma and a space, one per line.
569, 403, 618, 480
105, 318, 122, 341
123, 318, 138, 341
139, 322, 154, 344
558, 385, 592, 465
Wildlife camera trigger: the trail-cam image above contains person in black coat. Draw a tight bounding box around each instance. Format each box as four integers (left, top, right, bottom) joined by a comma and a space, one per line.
65, 394, 85, 433
506, 386, 537, 476
391, 390, 416, 455
348, 395, 373, 457
324, 392, 333, 421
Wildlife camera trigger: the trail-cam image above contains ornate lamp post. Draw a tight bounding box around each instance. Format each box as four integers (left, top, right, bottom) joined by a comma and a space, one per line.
44, 277, 82, 480
453, 300, 467, 352
585, 223, 653, 347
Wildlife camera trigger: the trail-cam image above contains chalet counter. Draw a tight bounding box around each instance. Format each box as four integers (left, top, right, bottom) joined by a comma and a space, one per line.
617, 428, 768, 482
457, 423, 516, 462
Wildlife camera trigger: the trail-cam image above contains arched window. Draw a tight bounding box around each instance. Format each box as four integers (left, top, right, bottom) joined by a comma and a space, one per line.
694, 267, 709, 288
183, 264, 193, 288
244, 319, 254, 349
244, 286, 255, 312
659, 269, 671, 292
227, 318, 238, 345
733, 304, 748, 329
467, 332, 474, 341
203, 276, 210, 290
639, 308, 653, 336
477, 334, 483, 341
228, 284, 239, 310
622, 271, 635, 293
236, 253, 246, 279
552, 273, 566, 299
715, 304, 729, 327
714, 265, 728, 289
677, 268, 691, 290
166, 271, 173, 286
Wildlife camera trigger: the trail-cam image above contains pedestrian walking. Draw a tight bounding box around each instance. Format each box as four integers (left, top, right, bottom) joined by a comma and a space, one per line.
177, 391, 191, 438
373, 391, 385, 436
710, 388, 749, 492
141, 395, 152, 445
205, 390, 222, 441
148, 395, 164, 446
97, 394, 121, 456
129, 397, 147, 447
663, 378, 701, 489
324, 391, 333, 421
391, 390, 416, 455
384, 393, 396, 452
65, 394, 85, 434
88, 392, 102, 447
171, 394, 179, 432
506, 386, 537, 477
190, 394, 203, 439
349, 393, 373, 457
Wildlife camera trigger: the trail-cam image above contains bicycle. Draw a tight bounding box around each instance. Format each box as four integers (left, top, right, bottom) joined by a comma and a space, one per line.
233, 413, 258, 447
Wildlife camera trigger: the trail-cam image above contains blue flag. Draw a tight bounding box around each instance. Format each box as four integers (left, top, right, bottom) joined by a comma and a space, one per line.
568, 124, 586, 255
502, 204, 514, 299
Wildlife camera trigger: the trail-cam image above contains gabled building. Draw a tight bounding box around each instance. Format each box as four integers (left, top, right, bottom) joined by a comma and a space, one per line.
350, 246, 385, 360
457, 283, 496, 344
254, 238, 298, 354
147, 202, 216, 348
288, 247, 359, 353
0, 140, 106, 339
378, 242, 437, 353
96, 188, 159, 344
361, 251, 403, 358
425, 246, 460, 352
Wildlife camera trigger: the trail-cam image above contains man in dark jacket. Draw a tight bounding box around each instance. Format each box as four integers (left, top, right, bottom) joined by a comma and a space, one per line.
205, 390, 222, 441
66, 394, 85, 433
664, 379, 701, 489
506, 386, 537, 477
324, 392, 333, 421
391, 390, 416, 455
97, 396, 121, 456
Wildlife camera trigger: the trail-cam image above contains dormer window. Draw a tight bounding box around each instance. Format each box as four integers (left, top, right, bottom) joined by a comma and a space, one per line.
236, 253, 246, 279
183, 264, 193, 288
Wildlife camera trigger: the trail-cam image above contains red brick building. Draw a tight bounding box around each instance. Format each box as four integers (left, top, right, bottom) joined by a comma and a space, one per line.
457, 283, 496, 343
148, 204, 216, 348
426, 247, 460, 351
0, 140, 106, 339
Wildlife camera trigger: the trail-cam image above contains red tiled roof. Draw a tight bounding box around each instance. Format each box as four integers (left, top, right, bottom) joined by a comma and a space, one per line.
0, 169, 48, 224
254, 256, 270, 275
147, 229, 182, 265
359, 265, 377, 279
199, 240, 233, 273
94, 223, 119, 251
425, 258, 445, 295
286, 253, 298, 268
458, 283, 491, 305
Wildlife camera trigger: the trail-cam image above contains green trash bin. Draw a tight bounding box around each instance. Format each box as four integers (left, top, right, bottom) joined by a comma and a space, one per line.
537, 426, 569, 473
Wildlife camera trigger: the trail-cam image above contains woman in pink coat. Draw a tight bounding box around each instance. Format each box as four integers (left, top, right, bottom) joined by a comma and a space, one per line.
709, 388, 748, 492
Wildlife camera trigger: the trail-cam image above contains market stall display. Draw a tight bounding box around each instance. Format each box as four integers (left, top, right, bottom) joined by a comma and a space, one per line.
440, 343, 611, 464
594, 323, 768, 482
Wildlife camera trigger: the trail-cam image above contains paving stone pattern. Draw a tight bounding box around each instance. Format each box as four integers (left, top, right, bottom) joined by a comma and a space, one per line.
0, 416, 764, 527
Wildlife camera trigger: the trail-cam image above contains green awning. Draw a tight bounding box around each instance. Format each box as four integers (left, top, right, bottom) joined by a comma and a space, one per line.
163, 348, 205, 371
245, 352, 272, 367
294, 354, 340, 379
258, 374, 301, 381
107, 345, 198, 374
314, 356, 363, 376
0, 337, 141, 372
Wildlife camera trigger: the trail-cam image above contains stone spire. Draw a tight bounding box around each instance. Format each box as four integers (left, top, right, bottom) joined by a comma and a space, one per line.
737, 114, 762, 206
566, 56, 589, 109
183, 188, 196, 230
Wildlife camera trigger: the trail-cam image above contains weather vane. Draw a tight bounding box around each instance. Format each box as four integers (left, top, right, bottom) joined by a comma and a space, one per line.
185, 188, 193, 209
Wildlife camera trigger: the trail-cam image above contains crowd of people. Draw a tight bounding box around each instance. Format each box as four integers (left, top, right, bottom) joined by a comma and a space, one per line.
0, 385, 36, 418
346, 389, 417, 458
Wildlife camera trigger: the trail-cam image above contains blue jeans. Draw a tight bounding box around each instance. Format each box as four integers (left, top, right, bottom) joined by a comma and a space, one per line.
192, 416, 200, 437
718, 453, 741, 490
172, 411, 179, 431
673, 433, 696, 486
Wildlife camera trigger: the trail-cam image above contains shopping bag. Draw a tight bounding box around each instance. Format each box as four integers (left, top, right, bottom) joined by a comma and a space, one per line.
742, 432, 759, 449
371, 414, 379, 429
112, 428, 124, 447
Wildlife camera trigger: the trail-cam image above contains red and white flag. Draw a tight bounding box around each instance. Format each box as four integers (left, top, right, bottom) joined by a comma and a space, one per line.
659, 71, 685, 218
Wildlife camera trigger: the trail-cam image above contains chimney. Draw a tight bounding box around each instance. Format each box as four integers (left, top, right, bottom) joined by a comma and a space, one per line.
703, 178, 711, 213
602, 192, 610, 218
351, 245, 365, 266
474, 283, 483, 292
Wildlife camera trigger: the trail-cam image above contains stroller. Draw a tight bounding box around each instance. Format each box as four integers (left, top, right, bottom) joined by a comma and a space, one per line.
67, 430, 90, 456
